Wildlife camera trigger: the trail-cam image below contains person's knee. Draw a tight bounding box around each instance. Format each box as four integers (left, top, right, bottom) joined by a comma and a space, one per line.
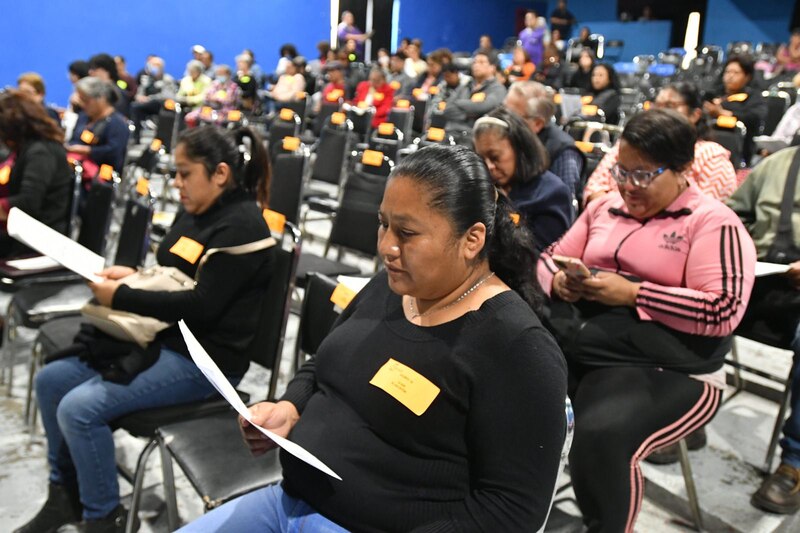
56, 386, 99, 434
35, 362, 66, 403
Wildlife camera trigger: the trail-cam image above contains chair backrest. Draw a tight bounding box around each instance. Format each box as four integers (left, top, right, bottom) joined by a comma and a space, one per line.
313, 101, 341, 137
311, 123, 351, 185
114, 199, 153, 267
328, 168, 389, 257
387, 107, 414, 143
709, 119, 746, 169
296, 272, 340, 361
347, 107, 374, 139
245, 222, 302, 400
355, 149, 395, 177
410, 97, 428, 133
368, 125, 403, 163
268, 152, 307, 225
268, 112, 301, 158
277, 93, 309, 124
761, 91, 791, 136
77, 181, 115, 255
155, 102, 180, 153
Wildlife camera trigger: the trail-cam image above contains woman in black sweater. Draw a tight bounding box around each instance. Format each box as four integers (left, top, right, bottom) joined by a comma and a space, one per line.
17, 126, 274, 533
181, 145, 569, 532
0, 89, 72, 257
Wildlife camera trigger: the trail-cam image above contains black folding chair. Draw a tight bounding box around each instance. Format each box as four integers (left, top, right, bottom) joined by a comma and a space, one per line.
761, 90, 791, 136
709, 117, 747, 169
269, 152, 308, 225
312, 100, 341, 138
268, 110, 302, 160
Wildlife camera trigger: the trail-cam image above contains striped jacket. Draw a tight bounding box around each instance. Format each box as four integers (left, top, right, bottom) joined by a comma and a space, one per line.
538, 186, 756, 337
584, 140, 738, 204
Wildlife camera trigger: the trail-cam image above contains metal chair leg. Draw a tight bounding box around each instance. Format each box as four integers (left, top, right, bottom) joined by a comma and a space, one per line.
126, 439, 158, 533
158, 435, 180, 531
763, 360, 796, 474
4, 303, 18, 397
678, 439, 704, 532
24, 342, 41, 428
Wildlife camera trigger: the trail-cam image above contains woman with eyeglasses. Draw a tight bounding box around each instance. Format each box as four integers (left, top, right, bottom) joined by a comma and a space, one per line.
537, 109, 755, 533
584, 82, 738, 205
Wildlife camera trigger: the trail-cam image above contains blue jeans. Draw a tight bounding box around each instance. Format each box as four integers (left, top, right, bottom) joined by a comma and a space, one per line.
35, 349, 227, 519
177, 483, 349, 532
780, 321, 800, 468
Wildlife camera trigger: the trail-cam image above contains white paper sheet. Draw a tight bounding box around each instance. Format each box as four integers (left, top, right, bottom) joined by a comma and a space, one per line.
337, 275, 371, 294
177, 321, 342, 481
6, 256, 61, 271
7, 208, 105, 283
755, 261, 792, 277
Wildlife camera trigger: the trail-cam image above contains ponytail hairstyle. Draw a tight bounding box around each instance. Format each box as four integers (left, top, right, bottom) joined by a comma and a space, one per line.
177, 125, 270, 205
390, 145, 544, 313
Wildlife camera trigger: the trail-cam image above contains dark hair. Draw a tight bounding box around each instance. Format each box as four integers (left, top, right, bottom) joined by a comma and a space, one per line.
474, 107, 549, 182
442, 63, 460, 74
89, 53, 119, 81
724, 54, 755, 79
0, 90, 64, 146
621, 109, 696, 173
177, 126, 270, 206
662, 82, 711, 140
390, 145, 544, 312
369, 67, 386, 80
392, 51, 408, 61
280, 44, 298, 59
591, 63, 620, 92
69, 60, 90, 79
474, 50, 499, 68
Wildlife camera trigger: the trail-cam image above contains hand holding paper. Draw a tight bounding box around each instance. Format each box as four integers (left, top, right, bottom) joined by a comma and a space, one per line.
178, 321, 342, 480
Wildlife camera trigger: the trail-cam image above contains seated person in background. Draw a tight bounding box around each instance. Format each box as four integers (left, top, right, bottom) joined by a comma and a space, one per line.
273, 43, 297, 79
17, 72, 61, 123
726, 147, 800, 515
352, 68, 395, 128
504, 81, 584, 200
535, 46, 564, 88
472, 34, 498, 62
179, 144, 568, 533
313, 61, 346, 113
437, 62, 471, 100
585, 64, 620, 124
176, 60, 212, 110
113, 55, 139, 104
777, 28, 800, 73
566, 48, 595, 92
704, 54, 767, 166
403, 42, 427, 78
754, 73, 800, 157
538, 109, 755, 533
13, 125, 274, 533
200, 50, 216, 79
505, 46, 536, 83
550, 28, 566, 52
234, 54, 260, 112
88, 53, 131, 117
130, 56, 176, 143
184, 65, 241, 127
585, 82, 737, 204
65, 77, 130, 177
473, 107, 573, 251
242, 48, 266, 88
413, 49, 447, 95
267, 57, 306, 104
442, 51, 508, 143
386, 52, 415, 98
0, 90, 72, 257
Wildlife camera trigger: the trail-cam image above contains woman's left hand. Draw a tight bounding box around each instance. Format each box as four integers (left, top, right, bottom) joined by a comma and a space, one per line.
88, 279, 121, 307
581, 272, 641, 307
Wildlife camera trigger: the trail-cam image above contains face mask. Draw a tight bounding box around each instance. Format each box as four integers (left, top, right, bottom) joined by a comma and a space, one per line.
378, 56, 389, 69
147, 64, 162, 76
216, 76, 229, 84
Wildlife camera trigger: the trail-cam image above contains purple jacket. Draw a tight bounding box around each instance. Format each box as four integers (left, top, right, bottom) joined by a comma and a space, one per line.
519, 27, 545, 66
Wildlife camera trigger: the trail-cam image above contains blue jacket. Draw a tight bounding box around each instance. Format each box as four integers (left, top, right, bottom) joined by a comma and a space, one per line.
509, 169, 574, 252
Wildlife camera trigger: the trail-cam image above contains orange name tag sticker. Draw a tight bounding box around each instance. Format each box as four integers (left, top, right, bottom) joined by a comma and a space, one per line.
164, 99, 176, 110
262, 208, 286, 233
201, 106, 213, 117
369, 358, 440, 416
327, 89, 343, 101
553, 93, 563, 104
357, 100, 369, 109
279, 108, 295, 121
378, 122, 395, 135
169, 236, 205, 264
136, 177, 150, 196
150, 138, 163, 152
412, 88, 423, 99
427, 127, 445, 142
98, 164, 114, 181
396, 99, 411, 109
0, 166, 10, 186
470, 92, 486, 102
580, 95, 594, 104
509, 212, 520, 225
390, 80, 401, 90
727, 93, 749, 103
717, 115, 738, 128
643, 101, 652, 110
227, 110, 242, 122
574, 140, 594, 153
296, 91, 307, 99
437, 101, 447, 111
362, 149, 383, 167
80, 130, 95, 144
581, 104, 598, 116
373, 92, 385, 102
282, 136, 301, 151
331, 112, 346, 125
329, 283, 357, 310
428, 86, 439, 95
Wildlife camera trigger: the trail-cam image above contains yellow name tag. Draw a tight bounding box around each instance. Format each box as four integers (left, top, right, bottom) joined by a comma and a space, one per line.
580, 95, 594, 104
164, 99, 176, 110
227, 110, 242, 122
136, 177, 149, 196
581, 104, 598, 116
262, 208, 286, 233
331, 111, 346, 125
717, 115, 738, 128
428, 86, 439, 95
553, 93, 563, 104
574, 140, 594, 153
390, 80, 401, 90
427, 127, 445, 142
329, 283, 357, 309
374, 92, 385, 102
727, 92, 748, 103
98, 164, 114, 181
0, 166, 10, 186
169, 236, 204, 264
327, 89, 344, 101
279, 107, 295, 121
437, 101, 447, 111
396, 99, 411, 109
412, 88, 424, 99
201, 106, 213, 117
296, 91, 307, 100
357, 100, 369, 109
377, 122, 395, 136
643, 100, 652, 110
370, 358, 440, 416
282, 136, 301, 151
362, 149, 383, 167
80, 130, 95, 144
470, 92, 486, 102
150, 138, 163, 151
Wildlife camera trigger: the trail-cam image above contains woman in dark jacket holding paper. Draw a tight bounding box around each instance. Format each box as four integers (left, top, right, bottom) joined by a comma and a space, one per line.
0, 89, 72, 257
15, 126, 275, 533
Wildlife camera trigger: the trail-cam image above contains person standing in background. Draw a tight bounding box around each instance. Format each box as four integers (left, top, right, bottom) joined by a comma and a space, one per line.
550, 0, 577, 40
519, 11, 545, 68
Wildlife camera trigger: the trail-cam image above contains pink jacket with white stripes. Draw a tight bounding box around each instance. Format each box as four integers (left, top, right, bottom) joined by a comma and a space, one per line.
538, 186, 756, 337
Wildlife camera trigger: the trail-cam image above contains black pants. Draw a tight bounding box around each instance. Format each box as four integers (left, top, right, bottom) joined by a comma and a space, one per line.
130, 99, 163, 143
568, 365, 721, 533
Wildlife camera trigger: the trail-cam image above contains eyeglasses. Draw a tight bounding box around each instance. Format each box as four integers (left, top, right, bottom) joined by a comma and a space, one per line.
610, 163, 666, 189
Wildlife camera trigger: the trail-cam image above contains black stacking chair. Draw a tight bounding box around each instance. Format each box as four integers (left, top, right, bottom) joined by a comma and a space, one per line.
276, 92, 309, 125
312, 100, 341, 138
709, 117, 747, 169
268, 110, 302, 160
268, 152, 308, 225
294, 272, 340, 371
346, 106, 375, 143
410, 96, 428, 133
387, 106, 414, 145
761, 90, 791, 136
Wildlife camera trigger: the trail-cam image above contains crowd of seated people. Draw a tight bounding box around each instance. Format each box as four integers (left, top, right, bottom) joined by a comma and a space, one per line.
9, 15, 800, 532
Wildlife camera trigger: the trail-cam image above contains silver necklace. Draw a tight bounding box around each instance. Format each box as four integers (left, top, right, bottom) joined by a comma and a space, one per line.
408, 272, 496, 319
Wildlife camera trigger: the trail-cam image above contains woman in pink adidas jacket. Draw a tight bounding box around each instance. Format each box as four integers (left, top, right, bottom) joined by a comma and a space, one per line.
537, 109, 756, 533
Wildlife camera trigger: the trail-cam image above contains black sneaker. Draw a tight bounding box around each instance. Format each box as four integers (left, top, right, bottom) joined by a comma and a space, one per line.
56, 505, 139, 533
13, 482, 81, 533
751, 463, 800, 514
644, 426, 707, 465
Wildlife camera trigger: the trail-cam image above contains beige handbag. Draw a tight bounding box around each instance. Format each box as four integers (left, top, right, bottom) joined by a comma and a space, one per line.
81, 237, 276, 347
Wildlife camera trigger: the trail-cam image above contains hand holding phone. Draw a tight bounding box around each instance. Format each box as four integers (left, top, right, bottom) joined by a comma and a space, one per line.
552, 255, 592, 280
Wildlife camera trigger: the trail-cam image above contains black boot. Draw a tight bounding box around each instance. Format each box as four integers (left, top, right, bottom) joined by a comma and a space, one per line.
56, 504, 139, 533
13, 482, 82, 533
